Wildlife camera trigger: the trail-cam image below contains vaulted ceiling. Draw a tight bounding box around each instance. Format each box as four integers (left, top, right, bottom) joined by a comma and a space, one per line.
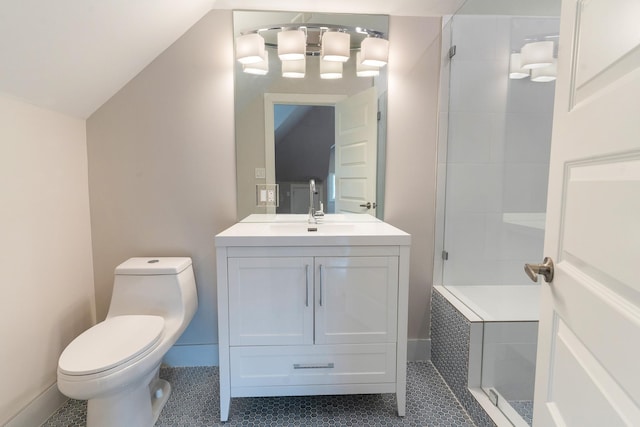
0, 0, 468, 118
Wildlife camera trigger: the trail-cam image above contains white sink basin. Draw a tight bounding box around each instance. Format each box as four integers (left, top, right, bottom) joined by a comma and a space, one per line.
241, 213, 380, 224
267, 222, 356, 235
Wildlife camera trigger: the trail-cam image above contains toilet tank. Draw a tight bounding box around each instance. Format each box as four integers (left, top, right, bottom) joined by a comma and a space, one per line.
106, 257, 198, 325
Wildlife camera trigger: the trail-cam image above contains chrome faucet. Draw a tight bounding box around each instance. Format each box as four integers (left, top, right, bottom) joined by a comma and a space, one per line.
308, 179, 325, 224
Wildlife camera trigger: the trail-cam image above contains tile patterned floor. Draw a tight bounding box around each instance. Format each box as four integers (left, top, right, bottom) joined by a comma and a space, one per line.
43, 361, 476, 426
508, 400, 533, 426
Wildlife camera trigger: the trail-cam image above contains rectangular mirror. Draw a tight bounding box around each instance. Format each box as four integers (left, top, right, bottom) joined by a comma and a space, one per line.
233, 11, 389, 221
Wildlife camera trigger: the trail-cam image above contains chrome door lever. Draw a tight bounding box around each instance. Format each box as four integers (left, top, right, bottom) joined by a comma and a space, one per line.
524, 257, 554, 283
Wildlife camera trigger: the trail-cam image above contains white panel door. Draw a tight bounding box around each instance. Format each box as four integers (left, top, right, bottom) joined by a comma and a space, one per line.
533, 0, 640, 425
334, 87, 378, 215
228, 257, 314, 346
314, 256, 398, 345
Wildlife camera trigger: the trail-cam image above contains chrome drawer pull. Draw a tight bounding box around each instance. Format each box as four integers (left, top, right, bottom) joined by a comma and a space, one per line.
293, 363, 335, 369
305, 264, 310, 307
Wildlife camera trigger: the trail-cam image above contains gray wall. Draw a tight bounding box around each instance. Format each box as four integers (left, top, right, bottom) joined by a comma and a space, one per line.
86, 11, 441, 356
87, 11, 236, 349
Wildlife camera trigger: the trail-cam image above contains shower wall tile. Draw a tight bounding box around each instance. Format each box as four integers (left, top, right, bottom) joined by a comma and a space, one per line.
445, 164, 503, 213
450, 59, 508, 113
448, 112, 494, 163
431, 288, 497, 427
504, 112, 554, 163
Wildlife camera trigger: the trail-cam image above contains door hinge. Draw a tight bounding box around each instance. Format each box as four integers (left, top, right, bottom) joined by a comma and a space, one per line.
377, 111, 382, 121
449, 45, 457, 59
442, 250, 449, 261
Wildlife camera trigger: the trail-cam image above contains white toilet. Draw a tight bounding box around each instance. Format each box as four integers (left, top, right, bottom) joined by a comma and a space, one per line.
57, 257, 198, 427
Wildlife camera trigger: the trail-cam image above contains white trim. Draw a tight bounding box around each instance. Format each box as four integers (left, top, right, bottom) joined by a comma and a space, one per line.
4, 383, 67, 427
407, 338, 431, 361
162, 344, 219, 367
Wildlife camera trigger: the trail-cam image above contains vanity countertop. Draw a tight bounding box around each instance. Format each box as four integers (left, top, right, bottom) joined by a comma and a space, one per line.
215, 214, 410, 247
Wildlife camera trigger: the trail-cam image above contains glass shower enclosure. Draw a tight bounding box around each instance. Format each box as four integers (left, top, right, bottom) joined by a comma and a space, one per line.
435, 1, 561, 425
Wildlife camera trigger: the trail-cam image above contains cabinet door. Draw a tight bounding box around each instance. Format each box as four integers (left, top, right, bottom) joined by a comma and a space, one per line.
314, 256, 398, 345
228, 257, 314, 346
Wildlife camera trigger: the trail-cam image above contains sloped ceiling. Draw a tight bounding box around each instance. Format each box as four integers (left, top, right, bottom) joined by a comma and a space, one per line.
0, 0, 467, 118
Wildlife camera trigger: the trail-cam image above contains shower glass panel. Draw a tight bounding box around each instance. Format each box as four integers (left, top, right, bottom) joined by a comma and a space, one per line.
439, 2, 560, 425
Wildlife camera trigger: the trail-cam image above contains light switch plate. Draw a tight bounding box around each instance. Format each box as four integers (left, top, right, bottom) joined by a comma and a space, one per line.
256, 184, 279, 207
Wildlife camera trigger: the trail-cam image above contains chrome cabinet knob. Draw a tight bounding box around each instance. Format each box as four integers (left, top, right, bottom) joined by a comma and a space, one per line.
524, 257, 554, 283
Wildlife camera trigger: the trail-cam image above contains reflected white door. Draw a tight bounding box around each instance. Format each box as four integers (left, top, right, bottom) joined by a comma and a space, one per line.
334, 87, 378, 215
533, 1, 640, 425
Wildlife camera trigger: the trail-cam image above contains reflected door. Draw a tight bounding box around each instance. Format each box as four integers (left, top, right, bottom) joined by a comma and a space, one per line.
334, 87, 378, 215
533, 0, 640, 425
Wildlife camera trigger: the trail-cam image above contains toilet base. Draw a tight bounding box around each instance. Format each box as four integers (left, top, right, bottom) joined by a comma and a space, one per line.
150, 377, 172, 423
85, 367, 171, 427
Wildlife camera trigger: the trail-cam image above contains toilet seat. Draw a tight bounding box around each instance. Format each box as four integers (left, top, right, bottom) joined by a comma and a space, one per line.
59, 315, 164, 376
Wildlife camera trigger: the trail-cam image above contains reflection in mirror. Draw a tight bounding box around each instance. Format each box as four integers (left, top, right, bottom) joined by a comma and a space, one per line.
233, 11, 389, 221
274, 104, 335, 214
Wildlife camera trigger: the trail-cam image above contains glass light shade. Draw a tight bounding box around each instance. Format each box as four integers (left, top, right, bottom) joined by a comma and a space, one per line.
320, 59, 343, 79
282, 57, 305, 78
360, 37, 389, 67
236, 33, 265, 64
321, 31, 350, 62
277, 30, 306, 61
531, 59, 557, 82
520, 41, 554, 69
242, 51, 268, 75
509, 53, 529, 79
356, 52, 379, 77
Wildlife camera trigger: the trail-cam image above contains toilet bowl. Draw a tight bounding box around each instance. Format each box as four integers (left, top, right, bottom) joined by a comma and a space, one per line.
57, 257, 198, 427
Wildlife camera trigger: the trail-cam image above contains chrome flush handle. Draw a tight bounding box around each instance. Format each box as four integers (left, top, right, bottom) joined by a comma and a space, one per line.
524, 257, 555, 283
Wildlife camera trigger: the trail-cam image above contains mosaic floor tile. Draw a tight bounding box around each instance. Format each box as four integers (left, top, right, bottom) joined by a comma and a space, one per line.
43, 362, 476, 426
508, 400, 533, 426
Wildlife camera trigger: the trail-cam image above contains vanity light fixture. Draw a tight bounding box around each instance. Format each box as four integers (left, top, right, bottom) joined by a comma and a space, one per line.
520, 41, 554, 69
321, 31, 350, 62
360, 37, 389, 67
242, 51, 269, 75
320, 59, 343, 79
356, 52, 379, 77
235, 23, 389, 79
277, 29, 306, 60
282, 57, 306, 78
509, 53, 529, 79
236, 33, 266, 64
531, 59, 557, 82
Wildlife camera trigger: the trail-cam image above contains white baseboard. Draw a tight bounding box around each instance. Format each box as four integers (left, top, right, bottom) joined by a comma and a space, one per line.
4, 383, 67, 427
163, 343, 219, 367
407, 338, 431, 361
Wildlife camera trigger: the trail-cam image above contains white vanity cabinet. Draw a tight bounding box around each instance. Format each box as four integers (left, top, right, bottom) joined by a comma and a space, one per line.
216, 218, 410, 422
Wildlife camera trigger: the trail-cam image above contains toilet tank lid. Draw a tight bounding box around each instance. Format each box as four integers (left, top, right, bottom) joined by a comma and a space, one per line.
115, 257, 192, 275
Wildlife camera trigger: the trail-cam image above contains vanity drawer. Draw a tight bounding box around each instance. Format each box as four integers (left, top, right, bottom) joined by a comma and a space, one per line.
229, 343, 397, 387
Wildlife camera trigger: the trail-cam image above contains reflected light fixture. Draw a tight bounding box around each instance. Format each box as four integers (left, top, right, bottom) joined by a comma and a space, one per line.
509, 53, 529, 79
282, 57, 306, 78
236, 33, 266, 64
356, 52, 379, 77
531, 59, 557, 82
520, 41, 554, 69
235, 24, 388, 79
242, 51, 269, 75
320, 59, 343, 79
321, 31, 351, 62
360, 37, 389, 67
277, 29, 306, 60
